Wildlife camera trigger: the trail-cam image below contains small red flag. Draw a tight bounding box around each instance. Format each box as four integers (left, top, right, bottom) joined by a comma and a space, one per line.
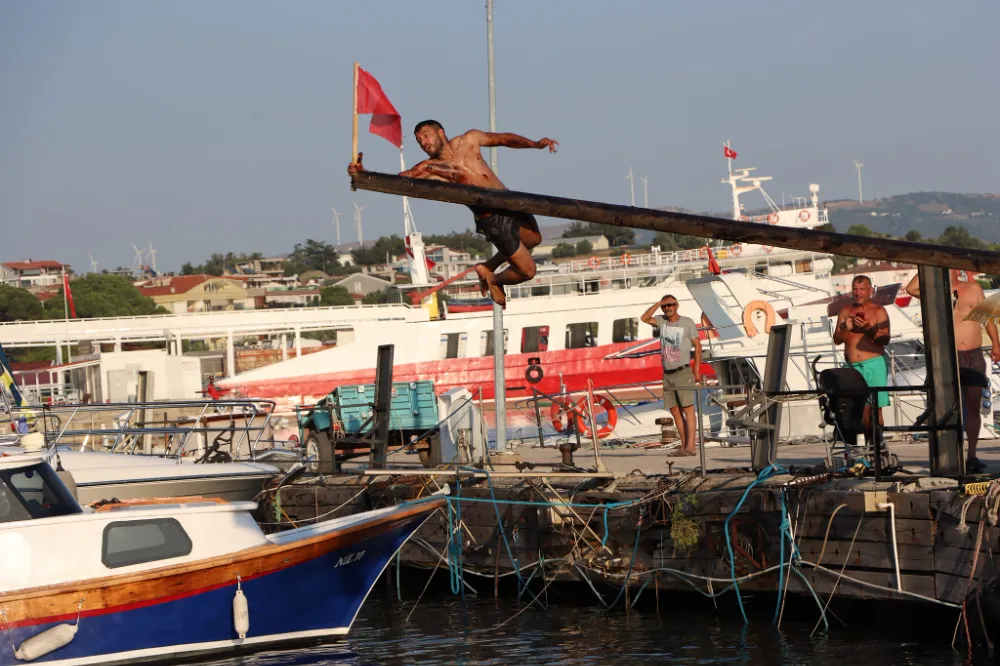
356, 66, 402, 149
706, 245, 722, 275
724, 145, 737, 160
63, 272, 76, 318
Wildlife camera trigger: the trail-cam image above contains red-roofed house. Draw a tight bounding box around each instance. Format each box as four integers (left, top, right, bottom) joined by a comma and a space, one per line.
1, 260, 69, 289
136, 274, 264, 313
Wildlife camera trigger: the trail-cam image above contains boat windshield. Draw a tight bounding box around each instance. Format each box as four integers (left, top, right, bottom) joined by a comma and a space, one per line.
0, 462, 81, 524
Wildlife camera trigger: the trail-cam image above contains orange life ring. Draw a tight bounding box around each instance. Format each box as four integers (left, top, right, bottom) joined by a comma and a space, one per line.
573, 394, 618, 439
742, 300, 776, 338
621, 253, 632, 266
588, 256, 600, 269
764, 245, 773, 253
767, 212, 779, 224
730, 244, 742, 257
700, 312, 719, 339
798, 210, 810, 222
550, 397, 576, 433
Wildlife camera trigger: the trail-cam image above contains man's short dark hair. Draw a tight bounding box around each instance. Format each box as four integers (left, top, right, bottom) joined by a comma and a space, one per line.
852, 275, 872, 286
662, 294, 676, 302
414, 120, 444, 134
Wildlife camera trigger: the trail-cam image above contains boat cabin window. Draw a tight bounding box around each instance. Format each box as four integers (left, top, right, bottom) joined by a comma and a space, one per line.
0, 463, 81, 524
482, 329, 509, 357
566, 323, 598, 349
440, 332, 468, 359
521, 326, 550, 353
102, 518, 193, 569
612, 318, 639, 343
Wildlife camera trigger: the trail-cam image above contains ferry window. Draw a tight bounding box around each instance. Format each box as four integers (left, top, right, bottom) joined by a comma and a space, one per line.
521, 326, 550, 353
612, 318, 639, 343
102, 518, 193, 569
482, 329, 508, 356
566, 323, 598, 349
440, 332, 467, 359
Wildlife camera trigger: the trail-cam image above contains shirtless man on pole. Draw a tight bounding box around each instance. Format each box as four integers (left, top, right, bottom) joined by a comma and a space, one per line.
906, 269, 1000, 472
833, 275, 892, 448
348, 120, 557, 307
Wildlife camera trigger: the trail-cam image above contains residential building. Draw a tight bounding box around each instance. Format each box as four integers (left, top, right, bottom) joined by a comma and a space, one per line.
421, 245, 479, 280
136, 274, 265, 313
264, 288, 323, 308
233, 256, 287, 278
333, 272, 393, 300
1, 260, 69, 289
532, 235, 610, 258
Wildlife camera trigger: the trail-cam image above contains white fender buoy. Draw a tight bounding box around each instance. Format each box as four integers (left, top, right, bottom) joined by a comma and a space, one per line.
233, 581, 249, 639
14, 624, 77, 661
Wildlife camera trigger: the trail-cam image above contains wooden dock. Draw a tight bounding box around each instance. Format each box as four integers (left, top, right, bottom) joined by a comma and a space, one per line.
260, 450, 1000, 619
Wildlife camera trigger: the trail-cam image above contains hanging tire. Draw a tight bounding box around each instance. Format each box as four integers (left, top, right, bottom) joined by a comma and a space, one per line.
305, 431, 335, 474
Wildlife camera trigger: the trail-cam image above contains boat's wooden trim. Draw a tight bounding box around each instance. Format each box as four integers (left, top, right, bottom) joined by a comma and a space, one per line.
0, 497, 444, 625
91, 497, 229, 511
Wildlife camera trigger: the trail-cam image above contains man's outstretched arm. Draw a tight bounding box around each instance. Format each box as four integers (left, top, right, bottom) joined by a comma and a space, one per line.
464, 130, 558, 152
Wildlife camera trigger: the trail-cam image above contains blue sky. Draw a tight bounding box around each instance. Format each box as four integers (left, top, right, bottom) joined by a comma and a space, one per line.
2, 1, 997, 273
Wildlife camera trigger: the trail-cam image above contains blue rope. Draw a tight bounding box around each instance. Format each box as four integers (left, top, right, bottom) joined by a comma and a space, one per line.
772, 488, 794, 624
607, 520, 642, 610
459, 467, 526, 593
447, 481, 465, 596
724, 463, 785, 625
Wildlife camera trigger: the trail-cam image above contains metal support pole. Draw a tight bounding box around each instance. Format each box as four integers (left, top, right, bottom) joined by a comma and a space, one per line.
294, 327, 302, 357
486, 0, 506, 451
695, 382, 706, 478
280, 333, 288, 362
226, 331, 235, 378
918, 266, 964, 476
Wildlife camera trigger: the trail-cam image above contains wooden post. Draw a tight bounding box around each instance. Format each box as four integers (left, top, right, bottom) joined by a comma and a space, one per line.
352, 63, 359, 163
349, 171, 1000, 273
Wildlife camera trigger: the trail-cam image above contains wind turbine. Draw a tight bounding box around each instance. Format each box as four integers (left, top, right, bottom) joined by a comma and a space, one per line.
88, 252, 99, 274
146, 238, 158, 274
640, 176, 649, 208
625, 167, 636, 206
854, 159, 864, 203
353, 203, 365, 244
131, 243, 145, 277
332, 206, 342, 246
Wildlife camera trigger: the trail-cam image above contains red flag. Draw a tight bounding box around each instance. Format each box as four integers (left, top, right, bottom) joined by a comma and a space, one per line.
706, 245, 722, 275
404, 236, 436, 270
723, 145, 737, 160
62, 272, 76, 318
356, 66, 402, 148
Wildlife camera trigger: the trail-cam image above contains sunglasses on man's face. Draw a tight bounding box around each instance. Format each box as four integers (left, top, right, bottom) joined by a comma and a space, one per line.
662, 302, 678, 308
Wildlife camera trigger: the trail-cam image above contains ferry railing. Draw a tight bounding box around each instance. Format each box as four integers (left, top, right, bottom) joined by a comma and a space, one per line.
2, 399, 278, 463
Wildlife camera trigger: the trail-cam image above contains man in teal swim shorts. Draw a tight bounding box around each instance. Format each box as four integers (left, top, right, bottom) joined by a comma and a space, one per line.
833, 275, 891, 446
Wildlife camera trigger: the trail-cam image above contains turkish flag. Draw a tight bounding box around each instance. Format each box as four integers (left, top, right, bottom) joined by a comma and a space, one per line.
356, 66, 402, 148
63, 272, 76, 318
724, 145, 737, 159
706, 245, 722, 275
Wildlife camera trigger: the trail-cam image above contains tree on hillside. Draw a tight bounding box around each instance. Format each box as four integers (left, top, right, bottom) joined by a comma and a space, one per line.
903, 229, 923, 243
183, 251, 263, 276
562, 221, 634, 246
41, 274, 168, 319
424, 230, 492, 256
847, 224, 878, 237
937, 225, 985, 250
319, 285, 354, 306
284, 239, 338, 275
0, 285, 44, 322
576, 239, 592, 255
551, 243, 577, 258
353, 235, 407, 266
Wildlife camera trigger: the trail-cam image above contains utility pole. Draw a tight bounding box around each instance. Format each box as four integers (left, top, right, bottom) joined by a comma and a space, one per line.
487, 0, 506, 451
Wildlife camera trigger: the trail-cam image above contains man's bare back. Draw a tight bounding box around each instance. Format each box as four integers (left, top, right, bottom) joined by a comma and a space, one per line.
347, 120, 557, 308
954, 280, 989, 351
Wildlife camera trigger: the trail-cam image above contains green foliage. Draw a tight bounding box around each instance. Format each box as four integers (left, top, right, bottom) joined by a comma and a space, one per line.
0, 285, 44, 322
284, 239, 339, 275
669, 494, 699, 554
352, 235, 406, 266
361, 288, 393, 305
846, 224, 879, 237
576, 239, 592, 255
423, 230, 492, 256
551, 243, 577, 258
183, 251, 263, 276
42, 274, 164, 319
936, 225, 985, 250
319, 285, 354, 306
903, 229, 923, 242
562, 221, 635, 247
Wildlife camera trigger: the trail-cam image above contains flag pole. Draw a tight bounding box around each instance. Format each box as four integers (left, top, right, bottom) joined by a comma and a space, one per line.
352, 62, 360, 163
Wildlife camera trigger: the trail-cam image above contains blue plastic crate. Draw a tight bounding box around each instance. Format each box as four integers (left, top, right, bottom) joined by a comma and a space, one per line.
330, 380, 438, 435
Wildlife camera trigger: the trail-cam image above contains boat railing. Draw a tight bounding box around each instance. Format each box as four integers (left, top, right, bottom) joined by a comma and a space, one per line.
1, 398, 279, 463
